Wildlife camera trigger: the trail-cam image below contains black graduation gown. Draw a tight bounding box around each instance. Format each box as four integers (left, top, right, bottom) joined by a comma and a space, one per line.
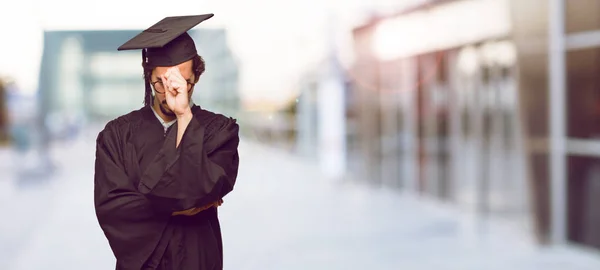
94, 105, 240, 270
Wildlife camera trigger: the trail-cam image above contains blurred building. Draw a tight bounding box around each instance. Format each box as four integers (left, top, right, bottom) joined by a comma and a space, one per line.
351, 0, 522, 220
38, 28, 240, 129
345, 0, 600, 252
0, 79, 8, 145
190, 29, 241, 117
295, 70, 320, 159
296, 55, 353, 179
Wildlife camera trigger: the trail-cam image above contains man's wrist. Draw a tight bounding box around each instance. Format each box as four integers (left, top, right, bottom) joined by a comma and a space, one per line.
176, 108, 193, 122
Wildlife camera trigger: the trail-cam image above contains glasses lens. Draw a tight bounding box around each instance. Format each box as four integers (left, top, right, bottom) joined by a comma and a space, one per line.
153, 81, 165, 93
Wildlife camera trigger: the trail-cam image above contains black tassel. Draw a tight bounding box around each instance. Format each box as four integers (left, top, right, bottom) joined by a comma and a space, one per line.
144, 78, 152, 107
143, 49, 152, 106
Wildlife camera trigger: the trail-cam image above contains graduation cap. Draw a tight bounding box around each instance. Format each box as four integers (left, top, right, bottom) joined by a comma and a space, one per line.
118, 14, 214, 106
118, 13, 214, 68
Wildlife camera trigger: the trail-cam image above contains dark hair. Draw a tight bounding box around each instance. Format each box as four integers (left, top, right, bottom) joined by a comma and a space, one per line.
142, 54, 206, 106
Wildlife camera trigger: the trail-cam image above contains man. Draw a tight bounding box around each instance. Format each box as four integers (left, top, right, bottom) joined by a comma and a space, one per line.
94, 14, 240, 270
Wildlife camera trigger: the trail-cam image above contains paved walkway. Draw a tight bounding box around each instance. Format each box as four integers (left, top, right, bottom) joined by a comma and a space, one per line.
1, 133, 600, 270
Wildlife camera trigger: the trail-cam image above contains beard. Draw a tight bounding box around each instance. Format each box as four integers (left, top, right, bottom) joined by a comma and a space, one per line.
159, 100, 176, 117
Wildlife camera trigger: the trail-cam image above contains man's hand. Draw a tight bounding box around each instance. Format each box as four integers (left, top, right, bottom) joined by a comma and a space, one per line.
215, 198, 223, 207
171, 207, 204, 216
171, 199, 224, 216
163, 66, 195, 148
162, 67, 191, 117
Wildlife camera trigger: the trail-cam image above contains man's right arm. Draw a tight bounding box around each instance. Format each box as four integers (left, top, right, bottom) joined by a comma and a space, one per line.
94, 126, 171, 268
94, 127, 171, 222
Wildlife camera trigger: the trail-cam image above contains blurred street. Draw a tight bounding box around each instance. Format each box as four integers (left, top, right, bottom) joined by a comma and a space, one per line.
0, 129, 600, 270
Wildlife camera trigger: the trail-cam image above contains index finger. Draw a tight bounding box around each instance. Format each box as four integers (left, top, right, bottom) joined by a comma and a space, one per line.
171, 66, 187, 79
166, 67, 179, 79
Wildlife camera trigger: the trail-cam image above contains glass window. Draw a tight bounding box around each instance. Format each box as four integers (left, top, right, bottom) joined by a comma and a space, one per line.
58, 37, 84, 113
565, 0, 600, 34
86, 51, 145, 119
416, 52, 452, 199
89, 82, 144, 119
566, 47, 600, 139
89, 52, 141, 79
567, 155, 600, 250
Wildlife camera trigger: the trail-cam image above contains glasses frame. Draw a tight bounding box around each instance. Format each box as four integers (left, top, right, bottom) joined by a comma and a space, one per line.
151, 80, 195, 94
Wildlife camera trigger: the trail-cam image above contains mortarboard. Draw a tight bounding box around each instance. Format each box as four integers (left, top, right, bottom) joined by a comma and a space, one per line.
118, 14, 214, 68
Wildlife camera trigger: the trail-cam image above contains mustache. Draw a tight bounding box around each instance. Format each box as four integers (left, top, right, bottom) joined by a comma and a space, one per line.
159, 101, 175, 116
156, 97, 193, 117
160, 99, 192, 106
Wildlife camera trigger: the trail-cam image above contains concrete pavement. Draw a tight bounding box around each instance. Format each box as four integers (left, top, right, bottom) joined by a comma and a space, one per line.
1, 134, 600, 270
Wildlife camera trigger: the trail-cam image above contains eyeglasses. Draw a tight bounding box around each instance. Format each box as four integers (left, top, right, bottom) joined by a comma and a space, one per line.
151, 79, 195, 94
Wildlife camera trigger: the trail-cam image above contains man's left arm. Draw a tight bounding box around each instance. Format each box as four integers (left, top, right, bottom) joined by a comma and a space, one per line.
138, 112, 240, 213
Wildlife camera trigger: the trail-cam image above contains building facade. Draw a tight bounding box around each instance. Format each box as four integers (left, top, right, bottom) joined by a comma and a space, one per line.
349, 0, 600, 251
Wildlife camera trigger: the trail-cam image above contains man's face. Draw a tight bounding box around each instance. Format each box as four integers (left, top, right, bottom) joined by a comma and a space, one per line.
151, 59, 195, 117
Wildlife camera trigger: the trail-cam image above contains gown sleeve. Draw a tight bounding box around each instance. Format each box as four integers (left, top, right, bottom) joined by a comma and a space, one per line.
94, 122, 171, 269
137, 114, 240, 213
